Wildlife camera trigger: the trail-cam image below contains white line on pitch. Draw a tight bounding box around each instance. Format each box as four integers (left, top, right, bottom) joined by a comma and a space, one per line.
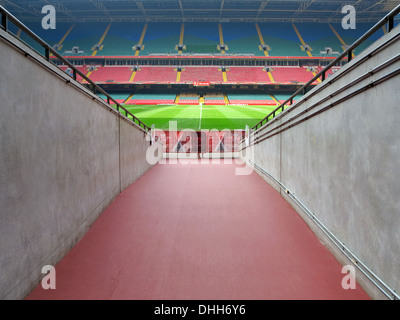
199, 103, 203, 130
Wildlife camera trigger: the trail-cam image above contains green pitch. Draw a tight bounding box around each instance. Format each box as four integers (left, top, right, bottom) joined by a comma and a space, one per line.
124, 104, 281, 131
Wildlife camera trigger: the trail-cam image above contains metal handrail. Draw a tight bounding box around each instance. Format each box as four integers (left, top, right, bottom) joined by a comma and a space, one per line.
252, 4, 400, 131
0, 5, 150, 132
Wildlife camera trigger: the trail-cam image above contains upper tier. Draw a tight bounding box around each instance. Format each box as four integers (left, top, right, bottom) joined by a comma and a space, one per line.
12, 21, 385, 58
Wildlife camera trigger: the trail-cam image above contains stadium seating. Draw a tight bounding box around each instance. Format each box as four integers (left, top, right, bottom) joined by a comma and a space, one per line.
60, 22, 110, 56
180, 67, 223, 83
179, 93, 199, 105
140, 23, 182, 55
58, 64, 334, 86
96, 93, 130, 104
182, 22, 220, 54
228, 93, 277, 105
328, 22, 383, 55
273, 94, 303, 104
204, 93, 225, 105
18, 22, 73, 55
88, 67, 133, 83
226, 67, 271, 83
14, 20, 380, 58
59, 65, 89, 82
271, 67, 317, 84
133, 67, 177, 83
99, 23, 145, 56
293, 23, 343, 57
16, 20, 372, 88
325, 67, 339, 78
257, 23, 307, 57
220, 23, 262, 56
125, 93, 176, 105
178, 99, 199, 105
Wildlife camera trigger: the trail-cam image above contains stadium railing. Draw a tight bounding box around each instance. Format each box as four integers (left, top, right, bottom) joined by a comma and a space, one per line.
252, 4, 400, 131
0, 5, 150, 132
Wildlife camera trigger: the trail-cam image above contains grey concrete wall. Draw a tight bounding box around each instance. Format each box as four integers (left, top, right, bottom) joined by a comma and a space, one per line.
0, 30, 155, 299
120, 118, 153, 191
246, 26, 400, 299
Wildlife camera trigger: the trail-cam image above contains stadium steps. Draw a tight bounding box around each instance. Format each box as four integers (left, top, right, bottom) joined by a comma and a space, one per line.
267, 69, 276, 83
129, 68, 137, 82
223, 93, 229, 105
311, 70, 322, 83
49, 24, 74, 58
255, 23, 269, 56
270, 94, 280, 106
304, 66, 322, 84
218, 24, 226, 54
55, 24, 75, 52
135, 23, 148, 56
222, 70, 228, 82
329, 24, 356, 58
174, 94, 180, 104
85, 67, 96, 79
176, 69, 182, 82
92, 24, 111, 56
178, 24, 185, 53
292, 23, 313, 57
124, 94, 134, 104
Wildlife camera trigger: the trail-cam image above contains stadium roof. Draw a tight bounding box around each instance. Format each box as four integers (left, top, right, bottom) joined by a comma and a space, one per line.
0, 0, 399, 23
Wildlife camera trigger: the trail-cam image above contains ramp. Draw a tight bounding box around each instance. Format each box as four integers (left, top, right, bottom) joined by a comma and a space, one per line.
26, 162, 370, 300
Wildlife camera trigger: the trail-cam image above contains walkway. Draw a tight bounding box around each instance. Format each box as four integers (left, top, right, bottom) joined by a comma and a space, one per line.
26, 162, 370, 300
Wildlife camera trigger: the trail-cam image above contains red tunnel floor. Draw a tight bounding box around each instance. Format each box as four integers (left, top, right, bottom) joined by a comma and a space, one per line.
26, 162, 370, 300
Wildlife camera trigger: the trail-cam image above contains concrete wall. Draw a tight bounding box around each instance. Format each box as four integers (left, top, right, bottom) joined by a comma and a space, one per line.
243, 26, 400, 299
0, 30, 156, 299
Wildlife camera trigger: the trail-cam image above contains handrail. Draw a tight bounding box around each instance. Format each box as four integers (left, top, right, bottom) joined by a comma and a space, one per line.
252, 4, 400, 131
0, 5, 150, 132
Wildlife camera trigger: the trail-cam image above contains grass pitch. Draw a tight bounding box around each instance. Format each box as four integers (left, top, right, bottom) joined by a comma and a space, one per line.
124, 104, 280, 131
